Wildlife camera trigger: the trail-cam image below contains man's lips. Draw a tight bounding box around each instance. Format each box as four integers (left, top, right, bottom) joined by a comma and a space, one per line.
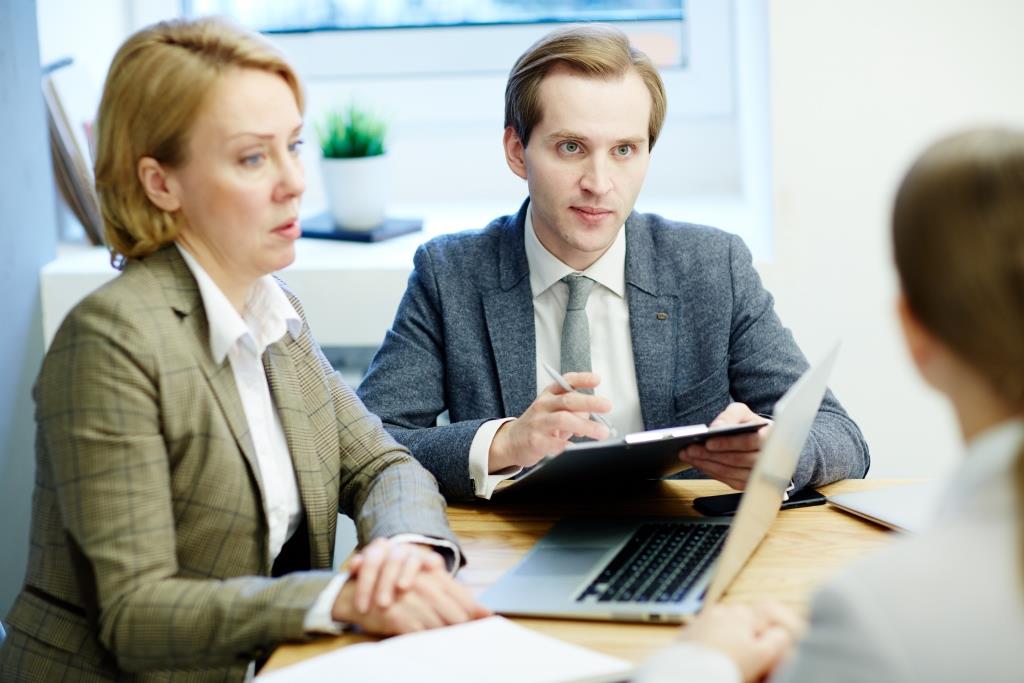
570, 206, 614, 224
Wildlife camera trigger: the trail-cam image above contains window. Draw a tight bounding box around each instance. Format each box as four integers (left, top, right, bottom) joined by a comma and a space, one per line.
186, 1, 689, 77
187, 1, 683, 32
178, 1, 769, 256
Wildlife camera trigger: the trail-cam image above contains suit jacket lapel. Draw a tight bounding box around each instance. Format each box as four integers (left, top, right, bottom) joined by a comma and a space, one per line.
153, 246, 268, 510
625, 214, 680, 430
482, 202, 537, 418
263, 342, 332, 569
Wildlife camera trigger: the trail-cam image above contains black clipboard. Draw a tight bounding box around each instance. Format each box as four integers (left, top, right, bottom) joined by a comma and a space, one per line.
491, 420, 768, 501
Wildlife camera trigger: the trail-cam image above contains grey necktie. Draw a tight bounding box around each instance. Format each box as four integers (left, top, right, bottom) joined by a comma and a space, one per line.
560, 274, 597, 393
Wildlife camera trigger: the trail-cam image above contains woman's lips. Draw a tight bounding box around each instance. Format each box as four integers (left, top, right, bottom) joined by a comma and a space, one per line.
273, 219, 301, 240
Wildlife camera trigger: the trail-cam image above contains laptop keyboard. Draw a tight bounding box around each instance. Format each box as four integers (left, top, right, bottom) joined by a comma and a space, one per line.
577, 522, 728, 604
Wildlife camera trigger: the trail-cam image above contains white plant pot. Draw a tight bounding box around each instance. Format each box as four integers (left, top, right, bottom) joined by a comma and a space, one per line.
320, 154, 389, 230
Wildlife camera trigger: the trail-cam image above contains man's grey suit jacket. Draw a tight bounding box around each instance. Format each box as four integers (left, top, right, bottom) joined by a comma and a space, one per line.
358, 200, 869, 500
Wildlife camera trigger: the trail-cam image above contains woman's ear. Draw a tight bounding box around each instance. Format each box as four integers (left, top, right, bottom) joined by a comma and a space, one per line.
897, 293, 945, 390
137, 157, 181, 212
503, 127, 528, 181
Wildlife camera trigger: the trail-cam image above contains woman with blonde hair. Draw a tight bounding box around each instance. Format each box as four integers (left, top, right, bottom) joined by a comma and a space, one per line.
0, 17, 486, 682
640, 128, 1024, 682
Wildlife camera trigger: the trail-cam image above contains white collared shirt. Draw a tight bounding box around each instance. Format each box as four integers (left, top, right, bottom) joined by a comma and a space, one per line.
177, 245, 459, 640
468, 209, 644, 498
178, 245, 350, 640
176, 244, 304, 564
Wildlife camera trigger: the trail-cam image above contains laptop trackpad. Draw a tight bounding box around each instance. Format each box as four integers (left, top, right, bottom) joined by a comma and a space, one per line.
512, 548, 607, 576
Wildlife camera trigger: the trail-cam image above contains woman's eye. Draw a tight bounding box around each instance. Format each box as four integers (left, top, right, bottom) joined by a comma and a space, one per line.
241, 153, 265, 167
288, 139, 304, 154
559, 141, 581, 154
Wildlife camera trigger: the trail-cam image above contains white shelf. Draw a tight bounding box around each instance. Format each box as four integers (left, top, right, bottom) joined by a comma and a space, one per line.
41, 196, 766, 350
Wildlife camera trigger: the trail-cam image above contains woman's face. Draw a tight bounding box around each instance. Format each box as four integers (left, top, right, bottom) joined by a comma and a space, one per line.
167, 67, 305, 286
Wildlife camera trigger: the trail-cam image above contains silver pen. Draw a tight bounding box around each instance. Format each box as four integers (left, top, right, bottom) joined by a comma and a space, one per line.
541, 361, 618, 437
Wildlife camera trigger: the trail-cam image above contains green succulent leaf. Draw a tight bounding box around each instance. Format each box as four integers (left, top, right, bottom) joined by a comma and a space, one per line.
317, 104, 387, 159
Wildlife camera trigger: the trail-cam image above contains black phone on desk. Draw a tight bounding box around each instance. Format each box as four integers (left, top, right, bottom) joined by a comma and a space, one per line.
693, 487, 826, 516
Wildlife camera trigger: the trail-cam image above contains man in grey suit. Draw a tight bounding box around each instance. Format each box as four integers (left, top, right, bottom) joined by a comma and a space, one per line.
358, 25, 869, 501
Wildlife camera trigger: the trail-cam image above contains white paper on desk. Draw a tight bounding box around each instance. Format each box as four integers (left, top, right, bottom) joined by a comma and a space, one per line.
257, 616, 634, 683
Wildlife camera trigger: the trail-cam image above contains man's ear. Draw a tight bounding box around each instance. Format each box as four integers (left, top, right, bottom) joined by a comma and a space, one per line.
503, 127, 528, 180
137, 157, 181, 213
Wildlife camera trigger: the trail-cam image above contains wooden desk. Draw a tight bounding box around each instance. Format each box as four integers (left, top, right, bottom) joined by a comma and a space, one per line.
263, 478, 902, 673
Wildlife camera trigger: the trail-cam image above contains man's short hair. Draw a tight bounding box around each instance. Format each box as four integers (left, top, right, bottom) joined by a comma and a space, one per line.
504, 24, 667, 150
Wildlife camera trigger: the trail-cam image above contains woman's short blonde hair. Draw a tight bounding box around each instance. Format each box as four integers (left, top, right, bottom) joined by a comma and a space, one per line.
504, 24, 667, 150
94, 17, 303, 266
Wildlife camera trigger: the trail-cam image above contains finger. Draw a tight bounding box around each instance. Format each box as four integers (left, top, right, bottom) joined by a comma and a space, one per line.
754, 624, 797, 668
541, 374, 600, 397
681, 443, 710, 462
395, 548, 424, 591
709, 402, 759, 427
536, 394, 612, 429
693, 462, 755, 490
686, 457, 751, 490
422, 548, 446, 570
374, 544, 409, 608
704, 432, 763, 453
556, 371, 602, 392
752, 602, 806, 640
399, 589, 445, 631
355, 538, 389, 613
400, 547, 446, 589
411, 575, 472, 625
442, 576, 491, 619
379, 602, 426, 635
550, 391, 612, 415
549, 411, 609, 441
561, 413, 606, 440
688, 448, 759, 470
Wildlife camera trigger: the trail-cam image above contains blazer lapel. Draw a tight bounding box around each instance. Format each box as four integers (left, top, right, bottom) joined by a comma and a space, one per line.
154, 246, 268, 510
482, 203, 537, 418
264, 342, 333, 569
625, 215, 680, 430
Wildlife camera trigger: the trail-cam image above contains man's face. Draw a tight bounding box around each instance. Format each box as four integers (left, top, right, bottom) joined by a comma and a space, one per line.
504, 64, 652, 271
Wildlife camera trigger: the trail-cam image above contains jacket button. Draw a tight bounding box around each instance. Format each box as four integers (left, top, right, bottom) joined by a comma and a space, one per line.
656, 312, 669, 321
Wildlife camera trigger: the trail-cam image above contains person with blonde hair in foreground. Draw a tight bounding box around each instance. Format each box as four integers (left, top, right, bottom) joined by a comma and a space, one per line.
639, 128, 1024, 682
0, 17, 486, 682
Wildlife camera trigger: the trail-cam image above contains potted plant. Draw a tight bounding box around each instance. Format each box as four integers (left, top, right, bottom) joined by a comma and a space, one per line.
317, 104, 389, 230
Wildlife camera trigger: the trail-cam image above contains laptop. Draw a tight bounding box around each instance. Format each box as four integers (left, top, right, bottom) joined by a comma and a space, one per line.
480, 344, 839, 623
827, 481, 944, 533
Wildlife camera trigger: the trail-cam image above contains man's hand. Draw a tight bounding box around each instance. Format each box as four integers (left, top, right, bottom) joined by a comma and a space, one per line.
333, 538, 490, 634
679, 402, 771, 490
675, 602, 804, 683
488, 371, 611, 473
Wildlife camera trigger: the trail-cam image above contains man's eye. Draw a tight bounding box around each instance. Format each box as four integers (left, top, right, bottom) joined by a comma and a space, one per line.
559, 141, 581, 154
615, 145, 634, 157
